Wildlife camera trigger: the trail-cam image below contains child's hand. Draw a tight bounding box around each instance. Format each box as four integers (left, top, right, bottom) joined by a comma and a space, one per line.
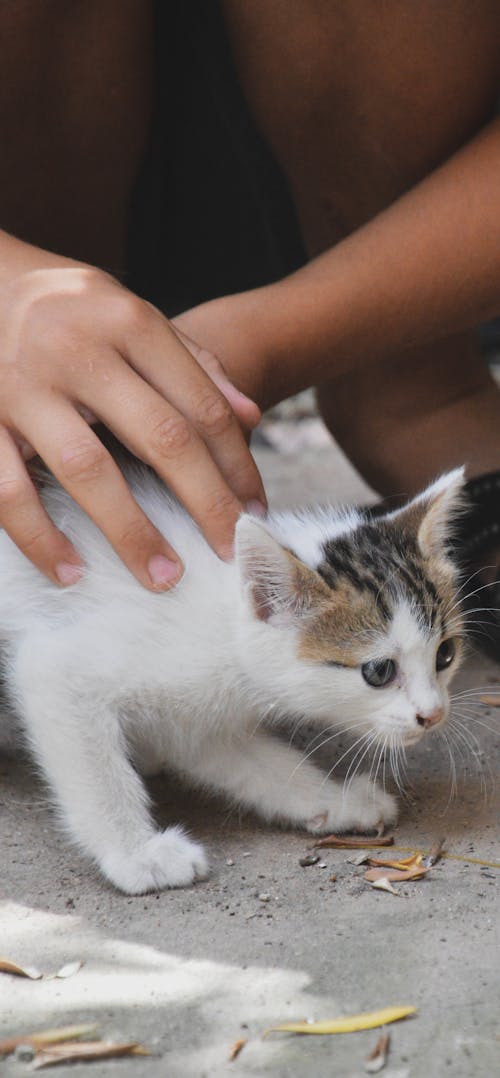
0, 265, 266, 588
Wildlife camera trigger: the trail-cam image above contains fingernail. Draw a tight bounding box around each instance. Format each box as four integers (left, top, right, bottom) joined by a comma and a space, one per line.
148, 554, 183, 588
55, 561, 84, 586
246, 499, 267, 518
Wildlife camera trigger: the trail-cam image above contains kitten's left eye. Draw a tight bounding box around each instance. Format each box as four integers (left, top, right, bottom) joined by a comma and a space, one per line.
436, 638, 455, 671
361, 658, 397, 688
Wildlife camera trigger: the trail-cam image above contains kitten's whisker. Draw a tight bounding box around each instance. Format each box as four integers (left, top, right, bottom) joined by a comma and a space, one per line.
444, 574, 499, 619
292, 720, 370, 780
448, 716, 493, 796
343, 732, 378, 798
451, 687, 500, 699
439, 728, 458, 809
451, 707, 500, 735
322, 729, 373, 786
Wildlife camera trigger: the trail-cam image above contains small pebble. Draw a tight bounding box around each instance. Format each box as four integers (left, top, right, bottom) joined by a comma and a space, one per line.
258, 893, 271, 902
299, 854, 320, 867
226, 859, 235, 866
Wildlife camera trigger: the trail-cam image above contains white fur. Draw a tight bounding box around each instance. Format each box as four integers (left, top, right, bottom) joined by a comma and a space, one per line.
0, 466, 463, 893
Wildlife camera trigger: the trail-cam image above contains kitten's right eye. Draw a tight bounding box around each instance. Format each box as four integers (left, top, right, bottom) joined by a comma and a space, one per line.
362, 658, 397, 688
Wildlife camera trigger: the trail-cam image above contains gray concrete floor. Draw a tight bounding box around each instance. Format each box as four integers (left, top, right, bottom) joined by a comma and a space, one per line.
1, 443, 499, 1078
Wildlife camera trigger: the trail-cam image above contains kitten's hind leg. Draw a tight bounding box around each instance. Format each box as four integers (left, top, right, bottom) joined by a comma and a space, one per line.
12, 641, 207, 894
189, 731, 398, 834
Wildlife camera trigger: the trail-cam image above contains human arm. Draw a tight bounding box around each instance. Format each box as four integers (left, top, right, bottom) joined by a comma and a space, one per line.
174, 116, 500, 408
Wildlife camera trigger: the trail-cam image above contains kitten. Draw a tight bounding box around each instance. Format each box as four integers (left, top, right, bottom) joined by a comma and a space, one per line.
0, 461, 465, 894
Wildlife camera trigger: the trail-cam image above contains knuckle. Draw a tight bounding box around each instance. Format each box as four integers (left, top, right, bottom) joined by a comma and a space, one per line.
226, 457, 260, 493
19, 526, 53, 556
60, 440, 109, 483
194, 393, 233, 438
151, 415, 192, 459
197, 349, 224, 377
116, 515, 158, 555
112, 292, 150, 335
204, 488, 239, 524
0, 474, 29, 511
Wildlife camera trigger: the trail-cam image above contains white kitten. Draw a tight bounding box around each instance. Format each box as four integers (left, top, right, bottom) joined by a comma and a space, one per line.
0, 461, 465, 893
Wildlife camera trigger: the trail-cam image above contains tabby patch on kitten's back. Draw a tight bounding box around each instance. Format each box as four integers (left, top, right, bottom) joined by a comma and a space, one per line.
0, 464, 465, 893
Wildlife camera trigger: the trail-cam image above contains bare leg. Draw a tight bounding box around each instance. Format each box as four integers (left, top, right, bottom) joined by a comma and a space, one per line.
317, 334, 500, 497
222, 0, 500, 492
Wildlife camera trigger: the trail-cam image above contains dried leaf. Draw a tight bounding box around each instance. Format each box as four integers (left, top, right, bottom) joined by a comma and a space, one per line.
32, 1041, 149, 1069
364, 867, 429, 883
386, 845, 500, 869
263, 1005, 416, 1036
0, 1025, 97, 1057
313, 834, 394, 850
0, 957, 43, 980
43, 961, 84, 982
365, 1032, 390, 1072
55, 960, 83, 979
369, 878, 400, 896
347, 851, 371, 865
422, 837, 446, 867
368, 853, 423, 871
479, 694, 500, 707
228, 1037, 247, 1062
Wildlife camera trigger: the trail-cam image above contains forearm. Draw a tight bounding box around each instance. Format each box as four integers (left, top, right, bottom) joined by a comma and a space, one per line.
258, 116, 500, 401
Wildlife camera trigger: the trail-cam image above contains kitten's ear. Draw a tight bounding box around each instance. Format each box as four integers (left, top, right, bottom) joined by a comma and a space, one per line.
398, 468, 466, 559
235, 516, 329, 625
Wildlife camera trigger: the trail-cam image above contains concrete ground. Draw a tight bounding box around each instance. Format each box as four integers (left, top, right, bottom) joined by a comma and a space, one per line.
1, 439, 499, 1078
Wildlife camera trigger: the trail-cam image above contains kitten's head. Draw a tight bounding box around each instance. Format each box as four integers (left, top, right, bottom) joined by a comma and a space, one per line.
235, 469, 466, 747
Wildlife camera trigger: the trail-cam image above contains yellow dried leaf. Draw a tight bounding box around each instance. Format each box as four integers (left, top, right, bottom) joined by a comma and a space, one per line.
364, 866, 429, 883
479, 694, 500, 707
263, 1005, 416, 1036
0, 1025, 97, 1057
32, 1041, 149, 1069
368, 853, 423, 871
0, 957, 43, 980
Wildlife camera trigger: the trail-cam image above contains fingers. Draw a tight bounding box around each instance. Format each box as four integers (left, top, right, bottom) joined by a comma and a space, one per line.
0, 427, 84, 585
117, 306, 267, 515
17, 399, 184, 591
170, 323, 262, 431
79, 353, 246, 558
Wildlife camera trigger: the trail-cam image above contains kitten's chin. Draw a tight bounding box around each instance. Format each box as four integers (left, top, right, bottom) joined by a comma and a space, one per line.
401, 728, 426, 747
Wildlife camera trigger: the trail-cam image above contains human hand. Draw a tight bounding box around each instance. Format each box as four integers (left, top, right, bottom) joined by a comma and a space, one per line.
0, 264, 266, 589
173, 289, 281, 411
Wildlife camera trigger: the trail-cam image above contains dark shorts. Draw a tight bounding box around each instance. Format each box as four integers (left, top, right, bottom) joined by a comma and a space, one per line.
127, 1, 305, 316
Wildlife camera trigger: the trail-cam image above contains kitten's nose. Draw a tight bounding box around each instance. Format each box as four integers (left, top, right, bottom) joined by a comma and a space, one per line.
416, 707, 444, 729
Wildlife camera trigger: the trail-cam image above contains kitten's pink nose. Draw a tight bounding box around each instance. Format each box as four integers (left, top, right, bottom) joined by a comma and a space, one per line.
416, 707, 444, 729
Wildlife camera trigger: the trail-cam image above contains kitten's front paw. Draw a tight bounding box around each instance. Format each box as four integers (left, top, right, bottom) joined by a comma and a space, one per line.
306, 777, 398, 835
101, 827, 209, 894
